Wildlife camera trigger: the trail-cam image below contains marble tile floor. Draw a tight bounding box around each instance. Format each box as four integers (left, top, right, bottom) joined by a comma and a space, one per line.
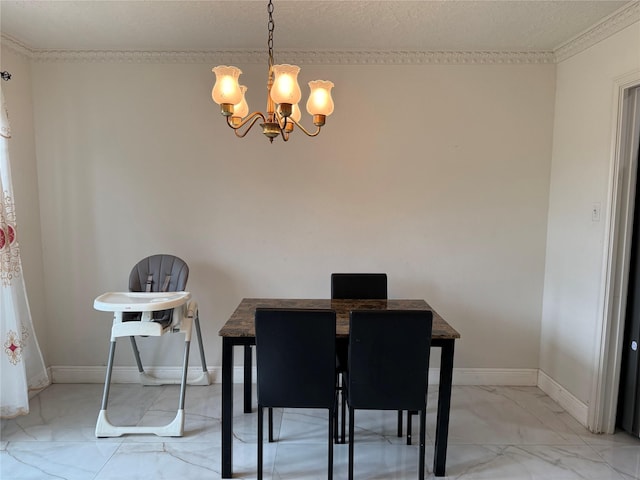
1, 383, 639, 480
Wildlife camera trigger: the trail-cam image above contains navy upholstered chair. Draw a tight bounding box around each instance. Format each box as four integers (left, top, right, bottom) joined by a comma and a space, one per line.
346, 310, 433, 480
332, 273, 412, 443
255, 308, 338, 480
331, 273, 388, 300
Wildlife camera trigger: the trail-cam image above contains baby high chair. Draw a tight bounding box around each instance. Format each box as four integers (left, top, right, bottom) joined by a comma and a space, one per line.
94, 254, 210, 437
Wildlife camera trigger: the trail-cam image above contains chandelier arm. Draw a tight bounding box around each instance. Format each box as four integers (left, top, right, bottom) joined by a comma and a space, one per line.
227, 112, 267, 138
274, 111, 288, 129
289, 117, 322, 137
278, 127, 291, 142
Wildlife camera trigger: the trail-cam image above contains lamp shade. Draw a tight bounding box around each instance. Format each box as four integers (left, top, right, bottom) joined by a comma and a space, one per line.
270, 64, 302, 105
290, 103, 302, 123
212, 66, 243, 105
306, 80, 335, 116
233, 86, 249, 118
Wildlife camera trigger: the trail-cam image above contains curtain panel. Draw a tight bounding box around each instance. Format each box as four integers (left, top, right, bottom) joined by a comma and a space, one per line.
0, 84, 49, 418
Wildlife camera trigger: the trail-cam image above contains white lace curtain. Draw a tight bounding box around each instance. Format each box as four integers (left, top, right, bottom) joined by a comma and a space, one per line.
0, 83, 50, 418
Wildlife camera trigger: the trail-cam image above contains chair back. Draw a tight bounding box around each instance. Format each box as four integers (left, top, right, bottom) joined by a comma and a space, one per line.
125, 254, 189, 324
331, 273, 387, 299
255, 308, 336, 409
129, 254, 189, 293
348, 310, 432, 410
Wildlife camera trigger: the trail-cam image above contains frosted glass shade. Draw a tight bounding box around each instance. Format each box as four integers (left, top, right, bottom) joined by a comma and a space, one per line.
212, 66, 243, 105
306, 80, 335, 116
290, 103, 301, 123
270, 64, 302, 105
233, 86, 249, 118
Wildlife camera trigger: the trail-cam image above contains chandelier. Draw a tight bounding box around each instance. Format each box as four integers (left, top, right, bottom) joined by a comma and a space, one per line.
211, 0, 334, 143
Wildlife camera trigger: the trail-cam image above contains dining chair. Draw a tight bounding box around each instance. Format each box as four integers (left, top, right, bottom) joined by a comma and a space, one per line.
331, 273, 408, 443
331, 273, 388, 300
255, 308, 338, 480
346, 310, 433, 480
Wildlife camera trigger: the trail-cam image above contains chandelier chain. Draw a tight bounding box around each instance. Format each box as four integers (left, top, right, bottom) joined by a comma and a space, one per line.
267, 0, 275, 68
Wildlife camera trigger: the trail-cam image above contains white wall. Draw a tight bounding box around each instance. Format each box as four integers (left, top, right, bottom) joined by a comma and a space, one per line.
0, 46, 49, 361
24, 57, 554, 373
541, 22, 640, 403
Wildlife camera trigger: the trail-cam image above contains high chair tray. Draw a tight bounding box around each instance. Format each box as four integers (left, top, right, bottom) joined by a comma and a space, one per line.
94, 291, 191, 312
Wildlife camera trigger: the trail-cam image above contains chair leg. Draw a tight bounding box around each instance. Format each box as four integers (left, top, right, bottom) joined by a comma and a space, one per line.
348, 407, 355, 480
129, 336, 144, 374
341, 377, 346, 444
328, 406, 334, 480
268, 407, 274, 442
193, 316, 208, 375
334, 374, 340, 443
397, 410, 403, 437
407, 409, 413, 445
334, 397, 339, 443
99, 341, 117, 411
419, 409, 426, 480
177, 340, 191, 411
258, 406, 264, 480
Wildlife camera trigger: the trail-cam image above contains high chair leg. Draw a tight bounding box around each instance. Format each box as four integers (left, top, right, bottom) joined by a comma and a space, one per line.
130, 336, 144, 373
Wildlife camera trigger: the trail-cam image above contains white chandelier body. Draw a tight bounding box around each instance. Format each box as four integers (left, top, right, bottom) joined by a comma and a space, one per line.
211, 0, 334, 143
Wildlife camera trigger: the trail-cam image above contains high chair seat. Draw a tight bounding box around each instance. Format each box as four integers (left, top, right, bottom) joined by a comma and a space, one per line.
93, 255, 209, 438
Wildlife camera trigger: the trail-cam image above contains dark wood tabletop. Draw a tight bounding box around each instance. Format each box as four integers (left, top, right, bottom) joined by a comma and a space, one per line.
219, 298, 460, 339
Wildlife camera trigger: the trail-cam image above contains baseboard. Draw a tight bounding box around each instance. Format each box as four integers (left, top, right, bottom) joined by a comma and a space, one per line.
537, 369, 589, 427
51, 365, 538, 387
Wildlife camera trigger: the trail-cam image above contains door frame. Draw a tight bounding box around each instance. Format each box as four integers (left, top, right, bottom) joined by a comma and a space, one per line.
590, 70, 640, 433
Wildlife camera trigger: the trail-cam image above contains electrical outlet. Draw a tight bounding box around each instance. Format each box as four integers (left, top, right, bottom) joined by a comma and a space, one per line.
592, 203, 601, 222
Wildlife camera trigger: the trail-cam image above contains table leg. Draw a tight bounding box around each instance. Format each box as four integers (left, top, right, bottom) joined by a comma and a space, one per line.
434, 340, 455, 477
244, 345, 252, 413
222, 337, 234, 478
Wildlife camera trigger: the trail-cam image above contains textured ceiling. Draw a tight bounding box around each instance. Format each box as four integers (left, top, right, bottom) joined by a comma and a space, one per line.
0, 0, 632, 53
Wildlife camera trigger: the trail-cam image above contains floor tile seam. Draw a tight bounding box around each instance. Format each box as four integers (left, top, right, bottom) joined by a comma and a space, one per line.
503, 443, 629, 479
92, 442, 122, 480
580, 441, 634, 480
268, 434, 282, 477
457, 440, 635, 477
446, 441, 597, 446
4, 439, 126, 446
114, 442, 225, 447
1, 440, 117, 480
113, 440, 220, 446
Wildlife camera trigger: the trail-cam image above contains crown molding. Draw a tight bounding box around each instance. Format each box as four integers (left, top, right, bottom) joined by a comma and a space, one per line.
0, 40, 554, 65
554, 1, 640, 62
0, 34, 34, 59
3, 2, 638, 66
289, 50, 555, 65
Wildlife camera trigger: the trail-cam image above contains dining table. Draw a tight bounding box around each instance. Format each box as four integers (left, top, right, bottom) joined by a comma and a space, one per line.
219, 298, 460, 478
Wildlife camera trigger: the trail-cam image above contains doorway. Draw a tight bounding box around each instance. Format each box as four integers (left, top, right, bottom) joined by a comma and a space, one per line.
618, 103, 640, 437
591, 76, 640, 434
